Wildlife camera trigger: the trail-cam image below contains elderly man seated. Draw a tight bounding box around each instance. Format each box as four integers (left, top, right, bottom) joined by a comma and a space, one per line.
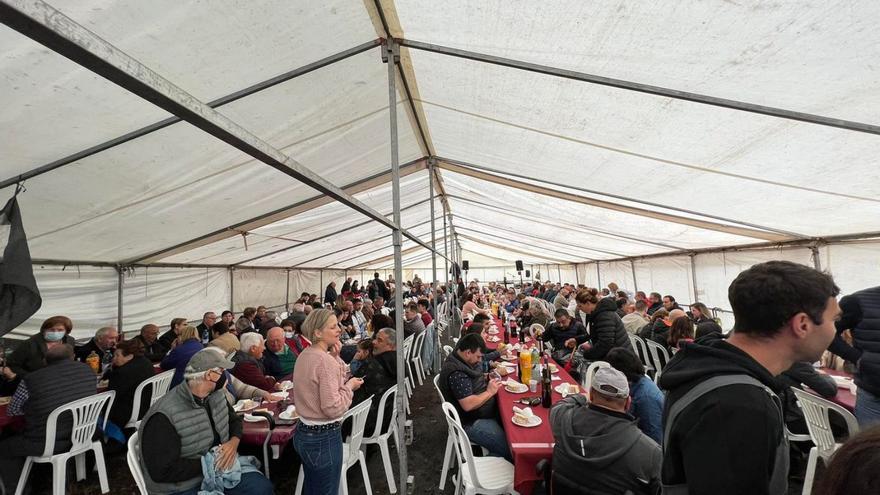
262, 327, 296, 381
438, 334, 511, 461
133, 323, 167, 362
230, 333, 277, 392
139, 349, 273, 495
75, 326, 118, 369
0, 344, 96, 493
550, 367, 661, 494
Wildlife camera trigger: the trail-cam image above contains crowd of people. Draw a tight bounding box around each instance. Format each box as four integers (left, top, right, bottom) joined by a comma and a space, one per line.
0, 265, 878, 494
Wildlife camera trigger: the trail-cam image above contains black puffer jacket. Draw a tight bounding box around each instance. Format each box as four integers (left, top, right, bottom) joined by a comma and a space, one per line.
581, 297, 633, 361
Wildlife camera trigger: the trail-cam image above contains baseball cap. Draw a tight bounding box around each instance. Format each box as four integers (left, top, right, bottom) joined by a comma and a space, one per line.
591, 367, 630, 399
185, 348, 235, 374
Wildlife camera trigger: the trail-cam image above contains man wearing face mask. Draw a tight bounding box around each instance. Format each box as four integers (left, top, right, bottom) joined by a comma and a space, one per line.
139, 349, 273, 495
2, 316, 77, 393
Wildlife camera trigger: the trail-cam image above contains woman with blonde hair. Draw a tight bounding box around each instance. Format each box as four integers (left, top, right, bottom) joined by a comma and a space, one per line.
292, 309, 364, 494
160, 325, 203, 387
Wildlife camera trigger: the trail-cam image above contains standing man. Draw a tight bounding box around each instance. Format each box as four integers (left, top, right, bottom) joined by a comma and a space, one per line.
196, 312, 217, 344
827, 285, 880, 427
373, 272, 390, 301
324, 281, 338, 307
659, 261, 840, 494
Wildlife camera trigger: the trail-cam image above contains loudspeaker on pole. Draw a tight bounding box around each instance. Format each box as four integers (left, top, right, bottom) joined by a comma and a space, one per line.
515, 260, 524, 272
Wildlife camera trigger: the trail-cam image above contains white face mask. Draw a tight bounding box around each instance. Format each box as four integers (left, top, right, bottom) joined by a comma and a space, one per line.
44, 330, 66, 342
284, 331, 295, 339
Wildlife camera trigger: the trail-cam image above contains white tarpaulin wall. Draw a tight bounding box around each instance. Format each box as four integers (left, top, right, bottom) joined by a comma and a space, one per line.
2, 1, 880, 338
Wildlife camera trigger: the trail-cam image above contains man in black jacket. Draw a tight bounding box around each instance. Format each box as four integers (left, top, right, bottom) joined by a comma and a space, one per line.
352, 328, 398, 436
658, 261, 840, 495
132, 324, 167, 362
196, 311, 216, 344
542, 308, 588, 363
827, 285, 880, 427
324, 281, 338, 307
75, 326, 118, 369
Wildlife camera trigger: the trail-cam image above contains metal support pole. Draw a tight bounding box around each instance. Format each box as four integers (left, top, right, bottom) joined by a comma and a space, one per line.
429, 158, 439, 372
811, 245, 822, 270
383, 39, 408, 488
229, 267, 235, 312
319, 270, 323, 304
557, 265, 562, 284
596, 263, 602, 289
575, 263, 580, 286
116, 266, 124, 333
630, 260, 639, 293
285, 269, 291, 311
690, 253, 700, 303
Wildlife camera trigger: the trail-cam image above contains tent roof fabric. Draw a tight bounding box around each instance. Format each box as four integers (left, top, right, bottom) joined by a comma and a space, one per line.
2, 0, 880, 269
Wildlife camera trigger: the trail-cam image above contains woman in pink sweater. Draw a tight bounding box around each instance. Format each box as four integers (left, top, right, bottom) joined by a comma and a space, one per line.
292, 309, 363, 494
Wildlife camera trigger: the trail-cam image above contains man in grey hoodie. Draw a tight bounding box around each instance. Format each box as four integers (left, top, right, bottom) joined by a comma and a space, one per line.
550, 367, 661, 495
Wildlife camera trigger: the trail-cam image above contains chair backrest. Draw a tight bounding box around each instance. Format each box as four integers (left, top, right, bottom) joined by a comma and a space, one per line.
433, 374, 446, 404
630, 334, 651, 369
645, 340, 670, 374
42, 391, 115, 458
126, 370, 175, 428
367, 385, 398, 439
443, 345, 454, 359
127, 431, 149, 495
342, 396, 374, 464
437, 302, 448, 324
791, 387, 860, 460
582, 361, 611, 392
413, 330, 426, 357
403, 334, 414, 359
441, 402, 490, 491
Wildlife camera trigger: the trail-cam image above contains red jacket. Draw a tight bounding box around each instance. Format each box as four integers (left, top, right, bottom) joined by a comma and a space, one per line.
421, 312, 433, 327
230, 351, 276, 392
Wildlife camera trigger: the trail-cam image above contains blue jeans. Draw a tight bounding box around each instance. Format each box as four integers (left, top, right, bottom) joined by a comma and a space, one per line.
463, 418, 512, 462
170, 471, 273, 495
855, 388, 880, 428
293, 426, 343, 494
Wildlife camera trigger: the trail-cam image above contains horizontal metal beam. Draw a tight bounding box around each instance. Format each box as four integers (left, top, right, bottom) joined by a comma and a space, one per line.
438, 156, 803, 240
132, 158, 427, 263
453, 224, 599, 261
446, 193, 685, 251
457, 233, 576, 264
0, 2, 431, 252
436, 158, 791, 242
0, 38, 382, 192
399, 38, 880, 137
347, 244, 425, 270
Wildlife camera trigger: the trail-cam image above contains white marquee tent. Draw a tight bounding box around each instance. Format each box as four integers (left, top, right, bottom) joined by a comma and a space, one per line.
2, 0, 880, 339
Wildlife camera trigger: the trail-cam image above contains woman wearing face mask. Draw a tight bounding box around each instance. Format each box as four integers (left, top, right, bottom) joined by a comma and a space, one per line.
2, 316, 77, 389
292, 309, 364, 494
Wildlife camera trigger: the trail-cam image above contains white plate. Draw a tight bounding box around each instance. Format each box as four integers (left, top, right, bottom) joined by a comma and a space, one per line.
511, 414, 542, 427
504, 383, 529, 394
243, 411, 273, 422
487, 329, 500, 335
233, 399, 259, 412
269, 391, 289, 400
555, 384, 581, 397
279, 407, 299, 421
278, 381, 293, 391
487, 336, 500, 343
501, 354, 518, 361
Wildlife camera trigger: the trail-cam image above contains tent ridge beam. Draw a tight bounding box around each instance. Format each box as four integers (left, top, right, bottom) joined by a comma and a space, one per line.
436, 156, 805, 240
399, 38, 880, 137
435, 158, 793, 242
131, 157, 427, 264
0, 2, 434, 254
453, 224, 599, 262
0, 37, 382, 192
457, 233, 576, 264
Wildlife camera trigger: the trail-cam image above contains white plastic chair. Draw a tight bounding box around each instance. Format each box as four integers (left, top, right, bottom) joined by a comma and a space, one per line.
402, 334, 415, 392
791, 387, 860, 495
582, 360, 611, 393
126, 432, 148, 495
443, 345, 454, 358
629, 334, 654, 374
442, 402, 515, 495
361, 385, 400, 493
411, 330, 427, 386
295, 396, 374, 495
645, 340, 670, 383
15, 391, 116, 495
434, 376, 487, 491
124, 369, 174, 429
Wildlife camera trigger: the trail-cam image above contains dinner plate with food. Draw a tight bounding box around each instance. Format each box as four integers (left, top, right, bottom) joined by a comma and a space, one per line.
504, 380, 529, 393
511, 407, 542, 427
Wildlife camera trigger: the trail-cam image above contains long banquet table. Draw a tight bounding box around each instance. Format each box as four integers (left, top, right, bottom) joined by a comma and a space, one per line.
484, 316, 581, 495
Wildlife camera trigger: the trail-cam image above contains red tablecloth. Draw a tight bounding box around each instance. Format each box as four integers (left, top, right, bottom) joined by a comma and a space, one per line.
488, 317, 578, 495
816, 368, 856, 412
239, 393, 297, 450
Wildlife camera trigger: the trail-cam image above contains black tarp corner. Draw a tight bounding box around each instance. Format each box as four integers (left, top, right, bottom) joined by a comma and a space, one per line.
0, 194, 41, 337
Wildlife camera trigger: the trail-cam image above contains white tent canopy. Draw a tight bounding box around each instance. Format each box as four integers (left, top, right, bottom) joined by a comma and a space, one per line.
2, 0, 880, 338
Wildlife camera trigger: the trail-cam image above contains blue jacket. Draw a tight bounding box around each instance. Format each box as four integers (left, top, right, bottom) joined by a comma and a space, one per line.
199, 446, 262, 494
629, 376, 664, 444
161, 339, 204, 388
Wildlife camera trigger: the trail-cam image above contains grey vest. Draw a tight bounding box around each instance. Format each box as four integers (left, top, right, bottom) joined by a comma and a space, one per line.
22, 359, 97, 456
662, 375, 788, 495
138, 382, 230, 494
